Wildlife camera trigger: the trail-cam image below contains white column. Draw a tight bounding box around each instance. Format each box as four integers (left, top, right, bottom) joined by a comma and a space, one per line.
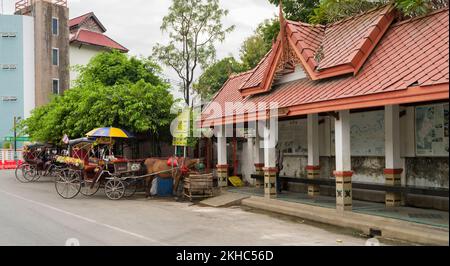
254, 124, 263, 165
264, 120, 277, 198
335, 111, 351, 172
217, 126, 228, 187
307, 114, 321, 196
217, 135, 227, 165
385, 105, 402, 169
308, 114, 320, 166
385, 105, 403, 207
334, 110, 352, 212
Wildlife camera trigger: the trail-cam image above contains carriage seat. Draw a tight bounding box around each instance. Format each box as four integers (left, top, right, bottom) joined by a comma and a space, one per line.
84, 164, 99, 180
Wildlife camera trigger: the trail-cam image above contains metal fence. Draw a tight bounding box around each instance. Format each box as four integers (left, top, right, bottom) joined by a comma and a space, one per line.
0, 149, 23, 163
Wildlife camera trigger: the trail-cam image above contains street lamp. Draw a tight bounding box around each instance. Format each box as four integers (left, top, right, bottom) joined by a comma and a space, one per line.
13, 116, 22, 164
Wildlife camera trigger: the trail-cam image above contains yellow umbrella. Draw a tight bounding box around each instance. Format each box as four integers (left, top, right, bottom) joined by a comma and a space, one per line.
86, 127, 134, 138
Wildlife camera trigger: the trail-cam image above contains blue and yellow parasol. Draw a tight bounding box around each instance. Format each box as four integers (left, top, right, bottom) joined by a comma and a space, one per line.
86, 127, 134, 139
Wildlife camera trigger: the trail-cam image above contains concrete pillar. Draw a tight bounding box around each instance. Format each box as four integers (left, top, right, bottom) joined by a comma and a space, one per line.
217, 127, 228, 188
307, 114, 321, 196
385, 105, 403, 207
254, 122, 265, 187
334, 110, 353, 212
264, 121, 277, 199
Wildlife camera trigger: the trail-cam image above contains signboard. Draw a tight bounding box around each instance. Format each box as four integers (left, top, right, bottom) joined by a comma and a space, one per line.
172, 109, 190, 147
4, 136, 30, 142
416, 103, 449, 157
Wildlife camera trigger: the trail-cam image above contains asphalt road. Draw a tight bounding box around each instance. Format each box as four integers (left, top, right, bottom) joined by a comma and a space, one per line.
0, 170, 377, 246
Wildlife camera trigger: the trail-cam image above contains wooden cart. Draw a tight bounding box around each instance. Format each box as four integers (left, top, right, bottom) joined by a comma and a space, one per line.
183, 173, 214, 201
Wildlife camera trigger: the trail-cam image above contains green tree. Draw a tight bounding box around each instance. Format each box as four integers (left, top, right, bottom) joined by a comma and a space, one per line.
240, 18, 280, 70
268, 0, 320, 22
309, 0, 382, 24
269, 0, 448, 25
395, 0, 449, 17
75, 50, 163, 87
193, 57, 244, 99
20, 52, 175, 143
240, 35, 268, 70
153, 0, 235, 105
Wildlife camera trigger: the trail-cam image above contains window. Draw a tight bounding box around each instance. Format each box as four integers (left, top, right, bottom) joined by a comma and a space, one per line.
52, 18, 59, 35
52, 79, 60, 95
52, 48, 59, 66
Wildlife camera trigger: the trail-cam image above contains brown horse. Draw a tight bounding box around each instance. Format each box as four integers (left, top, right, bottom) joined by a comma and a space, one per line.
144, 157, 200, 198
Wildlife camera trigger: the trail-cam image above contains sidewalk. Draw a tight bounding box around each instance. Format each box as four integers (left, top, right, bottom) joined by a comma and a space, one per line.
229, 188, 449, 245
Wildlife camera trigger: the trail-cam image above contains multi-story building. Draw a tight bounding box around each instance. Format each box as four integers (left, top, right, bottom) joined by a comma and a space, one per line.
69, 12, 128, 85
15, 0, 70, 107
0, 1, 127, 147
0, 14, 35, 145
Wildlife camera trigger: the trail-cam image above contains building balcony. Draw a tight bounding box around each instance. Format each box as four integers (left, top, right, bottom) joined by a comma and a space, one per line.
15, 0, 67, 12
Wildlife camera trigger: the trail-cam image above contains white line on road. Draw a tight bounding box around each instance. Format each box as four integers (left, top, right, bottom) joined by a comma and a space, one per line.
0, 188, 164, 245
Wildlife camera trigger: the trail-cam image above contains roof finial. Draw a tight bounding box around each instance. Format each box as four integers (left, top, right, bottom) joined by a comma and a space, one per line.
279, 0, 285, 26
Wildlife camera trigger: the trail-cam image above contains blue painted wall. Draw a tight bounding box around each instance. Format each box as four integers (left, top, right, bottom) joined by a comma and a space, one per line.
0, 15, 25, 148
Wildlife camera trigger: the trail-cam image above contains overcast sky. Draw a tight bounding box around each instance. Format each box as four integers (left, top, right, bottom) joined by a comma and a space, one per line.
2, 0, 277, 99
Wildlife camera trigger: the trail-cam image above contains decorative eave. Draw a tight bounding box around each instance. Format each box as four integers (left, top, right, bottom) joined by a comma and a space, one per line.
240, 4, 397, 98
292, 4, 397, 81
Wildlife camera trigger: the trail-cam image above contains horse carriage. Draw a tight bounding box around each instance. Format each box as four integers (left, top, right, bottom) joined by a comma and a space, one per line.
54, 137, 148, 200
15, 143, 64, 183
53, 127, 201, 201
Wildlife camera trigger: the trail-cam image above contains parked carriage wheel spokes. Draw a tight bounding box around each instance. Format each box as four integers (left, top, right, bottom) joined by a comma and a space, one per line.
55, 170, 82, 199
15, 164, 37, 183
105, 178, 125, 200
124, 179, 138, 198
80, 179, 101, 197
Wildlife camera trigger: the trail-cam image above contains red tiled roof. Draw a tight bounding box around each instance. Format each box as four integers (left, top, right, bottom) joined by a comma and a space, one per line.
69, 13, 92, 28
238, 5, 396, 98
70, 29, 129, 52
317, 5, 395, 71
69, 12, 107, 32
203, 8, 449, 124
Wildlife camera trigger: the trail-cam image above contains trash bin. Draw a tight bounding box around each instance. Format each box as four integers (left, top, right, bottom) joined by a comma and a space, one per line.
157, 177, 173, 197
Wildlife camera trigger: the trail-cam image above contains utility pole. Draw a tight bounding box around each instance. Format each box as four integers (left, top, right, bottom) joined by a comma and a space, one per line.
13, 116, 21, 164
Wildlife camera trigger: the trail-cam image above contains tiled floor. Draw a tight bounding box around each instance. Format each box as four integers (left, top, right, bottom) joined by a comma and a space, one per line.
228, 187, 449, 228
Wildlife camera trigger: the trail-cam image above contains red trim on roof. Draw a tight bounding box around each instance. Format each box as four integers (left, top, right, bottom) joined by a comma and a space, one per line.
202, 8, 449, 125
69, 12, 107, 33
239, 5, 397, 98
70, 29, 128, 52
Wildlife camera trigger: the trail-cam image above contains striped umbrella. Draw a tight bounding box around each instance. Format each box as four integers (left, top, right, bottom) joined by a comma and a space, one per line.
85, 127, 134, 139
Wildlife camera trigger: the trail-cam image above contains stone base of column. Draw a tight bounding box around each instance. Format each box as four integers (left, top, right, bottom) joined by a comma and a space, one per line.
254, 163, 265, 188
334, 171, 353, 212
307, 165, 321, 197
263, 167, 278, 199
385, 169, 403, 207
216, 165, 229, 188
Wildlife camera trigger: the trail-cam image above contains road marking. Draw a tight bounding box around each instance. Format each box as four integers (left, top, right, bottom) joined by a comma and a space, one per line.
0, 188, 164, 245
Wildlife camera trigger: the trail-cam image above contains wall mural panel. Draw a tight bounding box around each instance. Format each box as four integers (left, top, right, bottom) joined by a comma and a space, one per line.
416, 103, 449, 157
278, 120, 308, 155
331, 111, 385, 156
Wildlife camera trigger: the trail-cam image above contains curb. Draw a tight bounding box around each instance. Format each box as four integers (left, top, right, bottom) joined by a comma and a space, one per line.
242, 196, 449, 246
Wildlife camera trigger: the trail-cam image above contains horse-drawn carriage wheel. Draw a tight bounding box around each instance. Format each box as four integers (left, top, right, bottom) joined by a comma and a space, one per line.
80, 179, 101, 197
105, 178, 126, 200
55, 170, 82, 199
15, 164, 37, 183
123, 179, 138, 198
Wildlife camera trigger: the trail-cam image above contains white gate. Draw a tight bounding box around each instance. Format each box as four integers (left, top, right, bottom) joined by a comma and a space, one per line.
0, 149, 23, 163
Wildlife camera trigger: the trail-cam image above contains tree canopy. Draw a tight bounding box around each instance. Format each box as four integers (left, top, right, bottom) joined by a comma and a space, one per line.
270, 0, 449, 25
20, 51, 175, 143
153, 0, 234, 105
193, 57, 245, 99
